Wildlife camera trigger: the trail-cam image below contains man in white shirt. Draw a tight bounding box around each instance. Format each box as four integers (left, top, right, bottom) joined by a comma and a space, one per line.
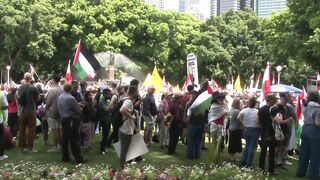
119, 86, 138, 169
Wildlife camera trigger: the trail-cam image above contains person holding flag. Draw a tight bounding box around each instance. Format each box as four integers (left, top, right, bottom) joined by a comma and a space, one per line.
207, 91, 228, 163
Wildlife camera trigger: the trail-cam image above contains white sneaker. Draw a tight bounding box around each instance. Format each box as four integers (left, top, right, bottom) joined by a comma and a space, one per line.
0, 155, 8, 161
285, 160, 292, 165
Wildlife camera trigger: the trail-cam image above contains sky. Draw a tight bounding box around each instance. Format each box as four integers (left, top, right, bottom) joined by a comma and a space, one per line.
164, 0, 211, 19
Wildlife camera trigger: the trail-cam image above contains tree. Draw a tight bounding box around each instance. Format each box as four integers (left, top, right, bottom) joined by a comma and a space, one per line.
0, 0, 66, 78
202, 9, 266, 85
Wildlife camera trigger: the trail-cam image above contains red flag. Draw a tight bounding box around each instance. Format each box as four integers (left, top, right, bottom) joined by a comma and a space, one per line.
207, 84, 214, 95
65, 59, 72, 83
296, 86, 306, 121
182, 73, 192, 92
262, 63, 271, 97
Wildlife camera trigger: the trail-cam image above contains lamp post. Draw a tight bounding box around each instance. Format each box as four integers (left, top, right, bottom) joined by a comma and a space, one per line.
276, 65, 282, 84
6, 65, 11, 85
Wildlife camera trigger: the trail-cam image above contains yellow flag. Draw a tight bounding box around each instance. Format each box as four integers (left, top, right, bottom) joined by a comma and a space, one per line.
143, 73, 152, 87
151, 66, 164, 93
174, 84, 180, 92
235, 75, 243, 92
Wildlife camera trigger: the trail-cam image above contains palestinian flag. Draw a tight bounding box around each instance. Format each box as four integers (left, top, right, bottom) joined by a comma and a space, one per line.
73, 40, 101, 80
187, 82, 214, 116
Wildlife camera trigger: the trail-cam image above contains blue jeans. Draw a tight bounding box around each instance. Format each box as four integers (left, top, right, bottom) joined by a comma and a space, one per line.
296, 124, 320, 179
187, 123, 203, 159
242, 127, 260, 167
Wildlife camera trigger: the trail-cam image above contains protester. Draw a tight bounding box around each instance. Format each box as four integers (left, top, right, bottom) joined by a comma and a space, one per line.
181, 85, 194, 144
57, 83, 86, 164
17, 72, 40, 153
71, 80, 82, 103
45, 75, 63, 152
7, 87, 18, 138
81, 91, 95, 151
227, 98, 242, 161
258, 94, 278, 175
186, 90, 204, 159
273, 93, 292, 169
238, 97, 260, 168
280, 93, 297, 165
107, 86, 126, 146
167, 91, 184, 155
79, 81, 87, 101
142, 86, 157, 147
119, 86, 138, 169
0, 88, 8, 160
296, 92, 320, 179
158, 93, 171, 149
98, 88, 113, 155
208, 91, 228, 163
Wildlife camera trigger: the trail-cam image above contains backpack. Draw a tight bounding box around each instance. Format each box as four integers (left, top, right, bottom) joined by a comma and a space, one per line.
18, 85, 29, 106
111, 98, 130, 129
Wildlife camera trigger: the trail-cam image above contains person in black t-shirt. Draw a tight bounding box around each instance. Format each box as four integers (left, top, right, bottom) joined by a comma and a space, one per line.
258, 94, 278, 175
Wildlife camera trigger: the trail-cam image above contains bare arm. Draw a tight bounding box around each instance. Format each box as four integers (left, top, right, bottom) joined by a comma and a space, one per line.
120, 106, 135, 120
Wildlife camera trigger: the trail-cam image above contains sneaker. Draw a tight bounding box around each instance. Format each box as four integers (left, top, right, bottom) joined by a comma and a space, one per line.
100, 151, 107, 155
285, 160, 292, 165
47, 147, 59, 152
0, 155, 8, 161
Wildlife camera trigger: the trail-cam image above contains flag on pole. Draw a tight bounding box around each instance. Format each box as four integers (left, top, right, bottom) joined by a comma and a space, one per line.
272, 73, 276, 85
260, 62, 271, 99
65, 59, 72, 83
162, 75, 167, 89
143, 73, 152, 87
234, 75, 242, 92
255, 73, 261, 89
296, 86, 307, 121
151, 66, 164, 93
73, 39, 101, 80
29, 64, 40, 81
167, 81, 173, 93
182, 73, 192, 92
212, 79, 221, 91
187, 83, 214, 116
249, 73, 254, 89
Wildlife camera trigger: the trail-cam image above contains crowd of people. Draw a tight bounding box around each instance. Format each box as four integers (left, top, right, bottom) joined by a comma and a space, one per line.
0, 72, 319, 179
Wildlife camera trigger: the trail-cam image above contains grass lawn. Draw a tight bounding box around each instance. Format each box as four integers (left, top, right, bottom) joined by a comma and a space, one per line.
0, 131, 308, 179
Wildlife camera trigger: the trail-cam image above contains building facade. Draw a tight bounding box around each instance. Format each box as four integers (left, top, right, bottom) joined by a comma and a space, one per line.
256, 0, 287, 17
145, 0, 165, 10
210, 0, 256, 16
179, 0, 204, 20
